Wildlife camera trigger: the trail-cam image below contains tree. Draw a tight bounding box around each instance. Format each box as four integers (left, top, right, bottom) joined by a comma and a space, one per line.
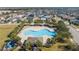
47, 38, 52, 44
57, 21, 72, 38
45, 38, 55, 48
5, 39, 11, 43
55, 35, 65, 43
64, 45, 72, 51
14, 36, 21, 41
47, 38, 55, 44
23, 40, 32, 50
57, 21, 69, 32
35, 40, 43, 47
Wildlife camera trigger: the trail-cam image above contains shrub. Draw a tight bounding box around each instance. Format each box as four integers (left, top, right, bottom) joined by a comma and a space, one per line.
35, 40, 43, 47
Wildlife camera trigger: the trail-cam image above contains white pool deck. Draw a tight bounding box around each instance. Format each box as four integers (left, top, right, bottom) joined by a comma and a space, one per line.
22, 26, 54, 31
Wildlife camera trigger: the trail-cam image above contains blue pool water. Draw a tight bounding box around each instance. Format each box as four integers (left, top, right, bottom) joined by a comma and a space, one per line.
23, 29, 57, 37
6, 40, 16, 49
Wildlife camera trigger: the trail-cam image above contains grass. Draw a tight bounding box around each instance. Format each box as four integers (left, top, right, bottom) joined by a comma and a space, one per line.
0, 24, 17, 49
41, 38, 76, 51
41, 43, 67, 51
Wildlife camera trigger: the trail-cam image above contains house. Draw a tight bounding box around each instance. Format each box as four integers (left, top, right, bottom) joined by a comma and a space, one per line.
0, 10, 11, 15
33, 17, 40, 21
27, 14, 34, 20
70, 19, 79, 25
40, 15, 51, 20
59, 14, 75, 20
40, 17, 46, 20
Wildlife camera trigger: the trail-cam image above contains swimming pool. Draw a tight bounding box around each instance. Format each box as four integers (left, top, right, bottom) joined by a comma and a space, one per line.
23, 29, 57, 37
5, 40, 16, 49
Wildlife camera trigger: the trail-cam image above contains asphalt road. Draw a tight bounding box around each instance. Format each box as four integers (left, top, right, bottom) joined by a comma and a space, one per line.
56, 16, 79, 45
68, 26, 79, 45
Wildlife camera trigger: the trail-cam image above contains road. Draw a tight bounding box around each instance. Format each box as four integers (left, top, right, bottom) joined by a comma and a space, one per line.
56, 16, 79, 45
68, 25, 79, 45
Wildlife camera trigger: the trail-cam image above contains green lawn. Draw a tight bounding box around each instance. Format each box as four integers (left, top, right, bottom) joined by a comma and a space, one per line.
41, 43, 67, 51
0, 24, 17, 49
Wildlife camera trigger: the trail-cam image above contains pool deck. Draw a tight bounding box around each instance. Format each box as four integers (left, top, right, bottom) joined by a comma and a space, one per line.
22, 26, 54, 31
